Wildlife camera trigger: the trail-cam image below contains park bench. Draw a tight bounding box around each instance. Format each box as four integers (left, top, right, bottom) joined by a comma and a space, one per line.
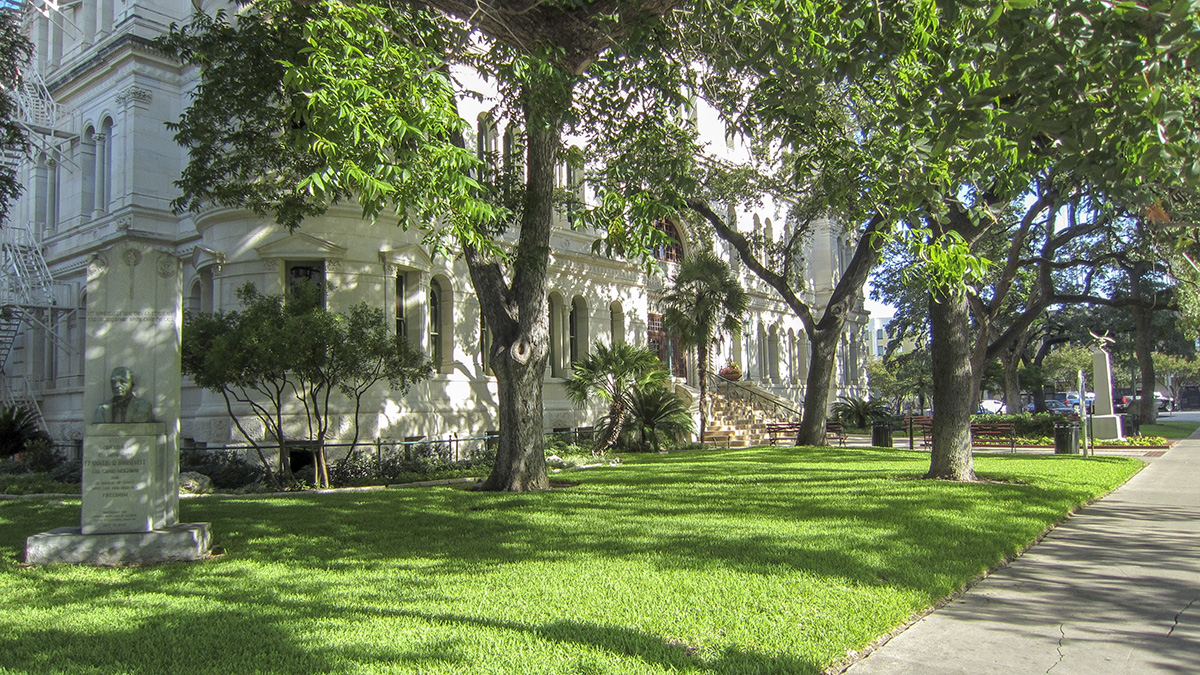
824, 421, 847, 447
765, 422, 802, 446
970, 422, 1016, 452
765, 421, 847, 447
903, 415, 935, 448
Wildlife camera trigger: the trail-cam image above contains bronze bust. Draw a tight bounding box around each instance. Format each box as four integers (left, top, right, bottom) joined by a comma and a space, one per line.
92, 366, 155, 424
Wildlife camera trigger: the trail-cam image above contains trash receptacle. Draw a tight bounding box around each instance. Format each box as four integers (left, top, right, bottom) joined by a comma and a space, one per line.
1121, 414, 1141, 437
1054, 421, 1080, 454
872, 421, 894, 448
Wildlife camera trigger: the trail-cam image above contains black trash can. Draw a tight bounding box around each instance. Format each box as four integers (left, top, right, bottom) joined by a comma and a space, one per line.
1054, 421, 1080, 455
872, 421, 894, 448
1121, 414, 1141, 437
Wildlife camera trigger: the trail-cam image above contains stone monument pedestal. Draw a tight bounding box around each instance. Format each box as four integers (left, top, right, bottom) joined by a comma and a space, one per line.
25, 523, 212, 566
24, 240, 213, 565
1092, 414, 1124, 442
26, 423, 211, 565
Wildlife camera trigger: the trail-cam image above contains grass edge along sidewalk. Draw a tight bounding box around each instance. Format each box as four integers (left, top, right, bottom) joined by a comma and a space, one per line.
0, 446, 1143, 675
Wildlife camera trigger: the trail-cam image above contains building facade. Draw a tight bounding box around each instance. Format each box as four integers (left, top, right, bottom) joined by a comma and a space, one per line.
2, 0, 869, 449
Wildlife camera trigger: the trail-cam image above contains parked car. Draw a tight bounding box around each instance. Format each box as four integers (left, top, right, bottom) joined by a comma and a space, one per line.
1024, 400, 1075, 415
1128, 393, 1175, 412
1064, 392, 1095, 414
979, 399, 1007, 414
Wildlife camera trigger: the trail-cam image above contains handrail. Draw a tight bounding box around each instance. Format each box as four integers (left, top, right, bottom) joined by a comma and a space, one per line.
704, 369, 803, 420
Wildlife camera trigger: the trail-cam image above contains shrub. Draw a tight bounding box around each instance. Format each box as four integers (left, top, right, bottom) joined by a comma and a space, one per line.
0, 406, 50, 459
331, 442, 496, 487
49, 459, 83, 484
180, 447, 264, 490
972, 412, 1059, 438
0, 472, 78, 495
627, 387, 694, 452
830, 396, 894, 430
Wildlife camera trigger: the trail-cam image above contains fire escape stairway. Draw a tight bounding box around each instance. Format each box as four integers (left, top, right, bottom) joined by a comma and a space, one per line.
0, 226, 58, 431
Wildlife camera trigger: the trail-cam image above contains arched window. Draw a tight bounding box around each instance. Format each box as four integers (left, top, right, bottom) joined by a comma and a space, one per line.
396, 270, 410, 337
479, 313, 493, 376
569, 296, 588, 365
81, 125, 97, 218
429, 277, 452, 372
187, 280, 202, 315
768, 325, 781, 382
797, 333, 810, 380
609, 300, 625, 346
548, 292, 567, 378
788, 330, 799, 384
651, 220, 684, 262
477, 113, 497, 171
757, 323, 768, 380
97, 117, 114, 212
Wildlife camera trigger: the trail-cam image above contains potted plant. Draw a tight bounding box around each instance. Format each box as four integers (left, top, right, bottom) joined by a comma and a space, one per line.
718, 360, 742, 380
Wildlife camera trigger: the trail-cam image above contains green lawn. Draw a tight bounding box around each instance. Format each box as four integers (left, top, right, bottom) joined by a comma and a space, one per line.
1139, 418, 1200, 439
0, 447, 1142, 675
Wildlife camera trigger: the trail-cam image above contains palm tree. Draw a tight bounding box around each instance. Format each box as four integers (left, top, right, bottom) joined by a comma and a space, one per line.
662, 251, 748, 443
629, 386, 694, 452
565, 342, 669, 453
0, 405, 49, 459
830, 396, 894, 429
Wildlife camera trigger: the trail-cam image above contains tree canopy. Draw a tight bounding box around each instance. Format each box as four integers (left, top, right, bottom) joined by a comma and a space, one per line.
0, 5, 31, 223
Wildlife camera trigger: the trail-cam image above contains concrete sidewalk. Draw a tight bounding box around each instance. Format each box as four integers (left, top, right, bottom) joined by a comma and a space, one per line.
843, 435, 1200, 674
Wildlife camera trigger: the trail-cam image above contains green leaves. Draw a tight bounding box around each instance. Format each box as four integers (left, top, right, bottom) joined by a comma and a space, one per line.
159, 1, 499, 244
0, 6, 32, 223
900, 228, 993, 294
663, 251, 749, 351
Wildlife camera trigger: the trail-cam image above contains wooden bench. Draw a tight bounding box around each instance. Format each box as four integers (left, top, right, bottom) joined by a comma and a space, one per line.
970, 422, 1016, 452
825, 421, 847, 447
765, 422, 802, 446
903, 415, 934, 448
765, 421, 847, 447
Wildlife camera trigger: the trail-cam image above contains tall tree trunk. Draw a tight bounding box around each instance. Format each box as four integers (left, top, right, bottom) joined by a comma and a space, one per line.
1000, 346, 1023, 415
474, 81, 565, 492
698, 343, 709, 443
796, 326, 839, 446
689, 203, 888, 449
1132, 304, 1157, 424
927, 289, 976, 481
596, 402, 625, 454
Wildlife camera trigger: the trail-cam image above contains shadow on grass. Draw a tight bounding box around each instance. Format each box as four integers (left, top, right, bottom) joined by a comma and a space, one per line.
380, 609, 822, 674
0, 447, 1144, 674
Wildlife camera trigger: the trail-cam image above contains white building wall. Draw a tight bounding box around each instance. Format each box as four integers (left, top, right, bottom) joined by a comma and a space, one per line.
6, 0, 871, 447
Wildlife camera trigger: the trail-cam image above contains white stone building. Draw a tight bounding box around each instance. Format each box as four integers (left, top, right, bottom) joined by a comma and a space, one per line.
1, 0, 869, 450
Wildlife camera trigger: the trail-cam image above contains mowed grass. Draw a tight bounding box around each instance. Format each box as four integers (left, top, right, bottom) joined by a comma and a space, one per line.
1139, 418, 1200, 439
0, 447, 1141, 675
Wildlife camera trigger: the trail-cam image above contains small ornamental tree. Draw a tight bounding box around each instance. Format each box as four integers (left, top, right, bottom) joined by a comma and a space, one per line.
565, 342, 669, 454
182, 283, 431, 488
628, 386, 693, 453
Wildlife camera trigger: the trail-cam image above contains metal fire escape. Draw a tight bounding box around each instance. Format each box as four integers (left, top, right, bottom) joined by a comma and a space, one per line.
0, 0, 78, 426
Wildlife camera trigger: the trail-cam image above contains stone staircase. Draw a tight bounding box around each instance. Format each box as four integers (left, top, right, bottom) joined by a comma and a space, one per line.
702, 387, 799, 448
